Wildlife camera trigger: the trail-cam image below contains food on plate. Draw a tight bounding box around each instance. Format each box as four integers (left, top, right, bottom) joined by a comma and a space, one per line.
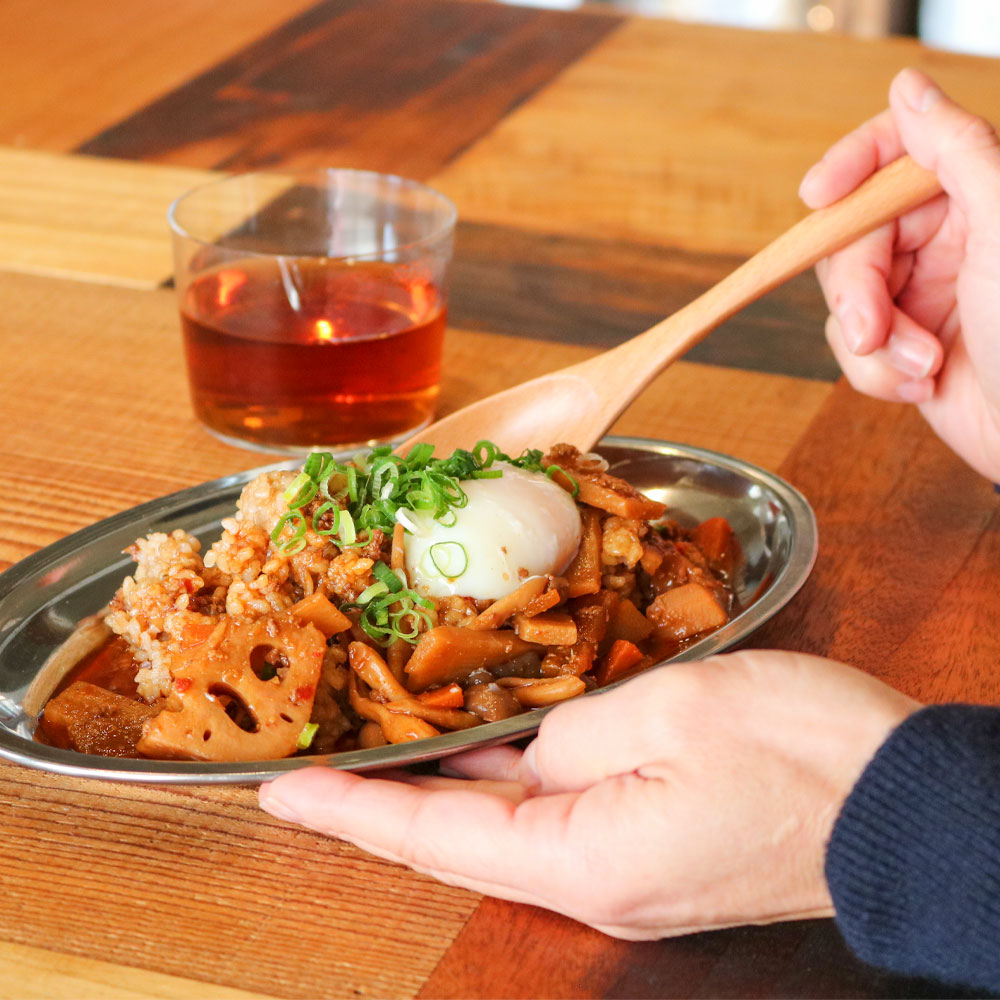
36, 442, 741, 761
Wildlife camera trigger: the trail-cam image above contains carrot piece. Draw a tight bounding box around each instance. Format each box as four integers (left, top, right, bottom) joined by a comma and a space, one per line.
288, 592, 352, 638
691, 517, 737, 574
512, 611, 578, 646
417, 683, 465, 709
521, 576, 567, 617
595, 639, 644, 686
405, 626, 542, 691
646, 582, 728, 641
565, 509, 602, 598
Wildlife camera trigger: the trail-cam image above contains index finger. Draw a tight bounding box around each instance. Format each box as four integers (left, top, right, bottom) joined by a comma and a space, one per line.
800, 108, 903, 208
260, 766, 577, 905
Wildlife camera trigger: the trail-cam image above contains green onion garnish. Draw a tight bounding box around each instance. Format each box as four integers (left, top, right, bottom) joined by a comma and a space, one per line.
428, 541, 468, 578
270, 440, 565, 558
297, 722, 319, 750
544, 463, 580, 497
356, 580, 389, 604
372, 561, 404, 592
344, 584, 435, 646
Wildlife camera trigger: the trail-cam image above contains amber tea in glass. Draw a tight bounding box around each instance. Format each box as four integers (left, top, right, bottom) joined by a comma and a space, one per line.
169, 169, 455, 452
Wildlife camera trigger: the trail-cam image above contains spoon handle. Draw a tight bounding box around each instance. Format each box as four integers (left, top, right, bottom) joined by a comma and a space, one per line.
570, 155, 943, 416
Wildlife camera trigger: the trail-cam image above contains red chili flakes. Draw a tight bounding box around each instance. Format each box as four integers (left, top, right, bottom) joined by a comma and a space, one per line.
174, 678, 193, 694
294, 685, 315, 704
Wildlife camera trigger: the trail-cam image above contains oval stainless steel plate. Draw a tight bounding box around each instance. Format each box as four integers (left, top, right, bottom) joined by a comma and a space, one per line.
0, 437, 816, 784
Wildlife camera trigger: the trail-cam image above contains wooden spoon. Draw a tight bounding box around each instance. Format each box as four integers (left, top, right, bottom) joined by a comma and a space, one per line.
403, 155, 942, 457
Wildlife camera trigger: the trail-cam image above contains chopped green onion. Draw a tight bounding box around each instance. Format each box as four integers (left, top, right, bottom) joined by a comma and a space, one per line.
372, 561, 404, 592
282, 472, 318, 509
311, 501, 340, 536
356, 580, 389, 604
544, 463, 580, 497
297, 722, 319, 750
271, 510, 307, 554
337, 509, 357, 545
404, 442, 434, 467
345, 580, 435, 646
428, 541, 468, 578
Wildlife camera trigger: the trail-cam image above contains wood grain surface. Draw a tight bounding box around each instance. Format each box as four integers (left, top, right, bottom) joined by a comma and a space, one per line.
1, 0, 999, 996
78, 0, 620, 177
0, 0, 320, 153
433, 17, 1000, 255
419, 904, 976, 999
0, 940, 273, 1000
0, 148, 214, 288
747, 382, 1000, 706
450, 221, 838, 379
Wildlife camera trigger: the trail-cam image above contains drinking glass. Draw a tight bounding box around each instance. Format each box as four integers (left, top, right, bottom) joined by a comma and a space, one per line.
169, 169, 456, 453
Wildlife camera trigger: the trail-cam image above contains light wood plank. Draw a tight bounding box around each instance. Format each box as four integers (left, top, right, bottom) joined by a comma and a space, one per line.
432, 19, 1000, 255
0, 765, 479, 1000
0, 0, 320, 153
0, 940, 275, 1000
0, 149, 214, 287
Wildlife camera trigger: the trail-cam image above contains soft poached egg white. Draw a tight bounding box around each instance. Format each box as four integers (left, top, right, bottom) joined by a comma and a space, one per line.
402, 463, 582, 600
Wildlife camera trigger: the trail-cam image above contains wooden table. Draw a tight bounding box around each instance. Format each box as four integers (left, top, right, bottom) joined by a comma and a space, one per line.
1, 2, 998, 996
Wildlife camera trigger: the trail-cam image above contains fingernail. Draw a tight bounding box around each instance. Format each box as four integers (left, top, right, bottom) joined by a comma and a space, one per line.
840, 307, 866, 353
897, 379, 934, 404
889, 333, 936, 379
798, 162, 822, 199
260, 787, 302, 824
519, 741, 540, 790
897, 69, 942, 113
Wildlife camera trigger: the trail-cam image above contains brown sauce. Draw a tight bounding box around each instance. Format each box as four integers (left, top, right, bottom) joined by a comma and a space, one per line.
53, 636, 139, 700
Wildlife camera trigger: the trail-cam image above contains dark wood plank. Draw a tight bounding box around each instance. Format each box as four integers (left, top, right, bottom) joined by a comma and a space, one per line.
420, 901, 975, 999
450, 221, 838, 380
77, 0, 621, 178
747, 381, 1000, 705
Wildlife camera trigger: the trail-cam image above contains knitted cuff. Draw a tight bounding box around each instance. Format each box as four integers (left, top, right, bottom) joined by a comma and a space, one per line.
826, 704, 1000, 991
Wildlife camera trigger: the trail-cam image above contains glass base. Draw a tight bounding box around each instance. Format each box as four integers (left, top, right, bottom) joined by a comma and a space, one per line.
198, 414, 433, 458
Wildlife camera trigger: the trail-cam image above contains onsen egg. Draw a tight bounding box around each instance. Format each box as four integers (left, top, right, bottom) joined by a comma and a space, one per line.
402, 463, 583, 600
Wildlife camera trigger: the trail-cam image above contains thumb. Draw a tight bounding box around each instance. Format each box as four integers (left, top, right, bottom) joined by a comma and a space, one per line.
889, 68, 1000, 215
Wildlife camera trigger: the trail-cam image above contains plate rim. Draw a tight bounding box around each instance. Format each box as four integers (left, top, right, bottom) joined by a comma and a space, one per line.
0, 435, 816, 784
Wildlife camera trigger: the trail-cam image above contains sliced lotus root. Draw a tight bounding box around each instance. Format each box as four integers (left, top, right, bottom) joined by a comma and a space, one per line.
137, 614, 325, 761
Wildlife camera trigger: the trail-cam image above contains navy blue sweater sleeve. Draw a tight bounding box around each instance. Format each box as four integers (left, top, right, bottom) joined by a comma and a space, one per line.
825, 705, 1000, 991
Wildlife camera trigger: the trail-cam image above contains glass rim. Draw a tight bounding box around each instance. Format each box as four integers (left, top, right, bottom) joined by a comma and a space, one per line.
167, 166, 458, 264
